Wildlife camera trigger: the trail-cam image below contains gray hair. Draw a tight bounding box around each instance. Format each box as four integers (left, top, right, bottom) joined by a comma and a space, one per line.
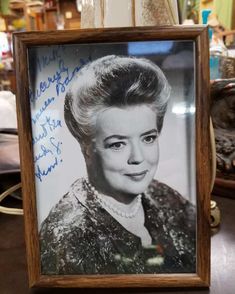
64, 55, 171, 146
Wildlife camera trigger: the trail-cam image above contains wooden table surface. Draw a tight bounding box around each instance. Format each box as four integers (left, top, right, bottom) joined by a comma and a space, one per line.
0, 195, 234, 294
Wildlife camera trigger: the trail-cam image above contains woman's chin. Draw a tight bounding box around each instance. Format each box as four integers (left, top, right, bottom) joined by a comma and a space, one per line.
99, 175, 154, 200
119, 181, 151, 196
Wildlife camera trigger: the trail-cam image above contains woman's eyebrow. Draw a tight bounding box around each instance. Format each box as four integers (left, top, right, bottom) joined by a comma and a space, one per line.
141, 129, 158, 137
104, 135, 128, 142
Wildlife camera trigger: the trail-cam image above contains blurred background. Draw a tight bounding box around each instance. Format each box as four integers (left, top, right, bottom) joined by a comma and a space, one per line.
1, 0, 235, 94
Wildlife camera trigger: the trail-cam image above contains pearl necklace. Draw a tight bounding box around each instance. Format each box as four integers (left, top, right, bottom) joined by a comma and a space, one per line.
83, 179, 142, 219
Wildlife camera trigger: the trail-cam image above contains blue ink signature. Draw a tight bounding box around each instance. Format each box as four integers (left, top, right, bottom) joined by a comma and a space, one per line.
37, 45, 65, 72
34, 137, 62, 163
35, 157, 60, 182
56, 58, 90, 96
29, 57, 91, 102
34, 137, 63, 181
34, 144, 53, 163
31, 97, 55, 124
29, 59, 68, 102
50, 137, 62, 155
32, 116, 62, 145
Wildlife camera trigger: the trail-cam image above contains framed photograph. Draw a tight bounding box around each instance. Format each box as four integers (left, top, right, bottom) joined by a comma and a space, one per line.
13, 26, 211, 288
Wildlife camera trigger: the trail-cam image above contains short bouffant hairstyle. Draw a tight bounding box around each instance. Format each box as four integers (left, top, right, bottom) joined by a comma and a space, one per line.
64, 55, 171, 146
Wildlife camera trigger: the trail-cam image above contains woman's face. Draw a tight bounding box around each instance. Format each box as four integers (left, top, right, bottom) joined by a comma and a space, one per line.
91, 105, 159, 201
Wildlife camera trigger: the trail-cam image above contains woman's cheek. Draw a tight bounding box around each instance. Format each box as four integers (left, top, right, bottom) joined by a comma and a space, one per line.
101, 149, 129, 170
143, 145, 159, 165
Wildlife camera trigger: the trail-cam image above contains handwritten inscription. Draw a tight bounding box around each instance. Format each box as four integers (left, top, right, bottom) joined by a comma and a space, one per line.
37, 45, 65, 72
29, 57, 91, 102
32, 97, 55, 124
35, 157, 60, 182
50, 137, 62, 156
56, 58, 89, 96
31, 47, 91, 182
34, 136, 63, 182
34, 144, 53, 163
32, 116, 62, 145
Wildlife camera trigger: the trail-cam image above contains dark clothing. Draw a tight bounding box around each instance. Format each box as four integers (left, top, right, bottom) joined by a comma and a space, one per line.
39, 178, 196, 275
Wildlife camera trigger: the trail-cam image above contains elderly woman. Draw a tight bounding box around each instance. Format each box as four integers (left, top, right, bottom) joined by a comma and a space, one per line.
40, 55, 196, 275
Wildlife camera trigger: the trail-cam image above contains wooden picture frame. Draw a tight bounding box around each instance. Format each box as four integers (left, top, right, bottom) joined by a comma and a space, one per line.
13, 26, 211, 288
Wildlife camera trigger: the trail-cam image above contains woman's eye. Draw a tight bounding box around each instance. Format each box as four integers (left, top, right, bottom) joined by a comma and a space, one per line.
107, 142, 125, 150
143, 135, 157, 144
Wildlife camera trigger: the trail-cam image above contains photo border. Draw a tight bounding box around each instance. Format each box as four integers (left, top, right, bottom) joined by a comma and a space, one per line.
13, 26, 211, 288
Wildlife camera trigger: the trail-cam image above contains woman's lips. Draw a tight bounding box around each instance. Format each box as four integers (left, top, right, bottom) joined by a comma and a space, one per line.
124, 170, 148, 181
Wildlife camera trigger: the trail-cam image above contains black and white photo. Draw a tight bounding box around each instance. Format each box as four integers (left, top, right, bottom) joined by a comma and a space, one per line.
38, 54, 196, 274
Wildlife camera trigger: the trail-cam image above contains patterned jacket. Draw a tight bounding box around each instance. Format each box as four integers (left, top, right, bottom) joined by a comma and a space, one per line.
39, 178, 196, 275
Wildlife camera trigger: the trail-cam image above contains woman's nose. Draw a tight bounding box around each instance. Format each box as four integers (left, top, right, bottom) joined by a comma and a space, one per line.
127, 143, 144, 165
